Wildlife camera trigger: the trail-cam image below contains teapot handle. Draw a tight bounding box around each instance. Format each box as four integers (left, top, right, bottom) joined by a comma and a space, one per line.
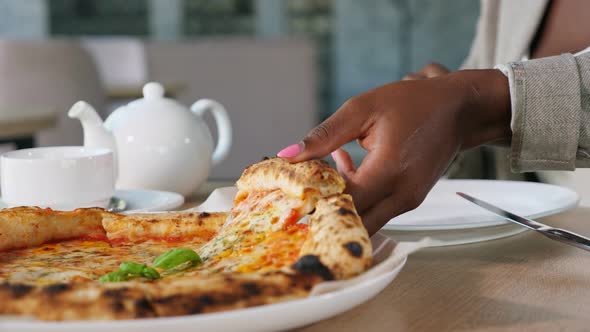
190, 99, 232, 166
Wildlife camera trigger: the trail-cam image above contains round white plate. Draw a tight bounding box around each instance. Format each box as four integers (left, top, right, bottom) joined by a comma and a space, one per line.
382, 223, 528, 247
0, 189, 185, 213
114, 189, 185, 213
384, 179, 579, 231
0, 234, 407, 332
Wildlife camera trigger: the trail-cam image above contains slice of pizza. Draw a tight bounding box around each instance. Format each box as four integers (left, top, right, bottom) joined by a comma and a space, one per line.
0, 158, 372, 320
0, 210, 227, 285
0, 207, 107, 252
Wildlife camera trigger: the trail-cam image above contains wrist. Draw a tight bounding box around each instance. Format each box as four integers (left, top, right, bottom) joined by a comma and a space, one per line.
449, 69, 512, 149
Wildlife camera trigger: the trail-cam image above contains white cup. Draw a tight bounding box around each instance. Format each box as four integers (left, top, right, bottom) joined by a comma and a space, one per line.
0, 146, 115, 210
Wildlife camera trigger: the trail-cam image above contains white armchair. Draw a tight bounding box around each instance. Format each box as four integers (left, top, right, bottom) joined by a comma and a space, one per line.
0, 39, 105, 147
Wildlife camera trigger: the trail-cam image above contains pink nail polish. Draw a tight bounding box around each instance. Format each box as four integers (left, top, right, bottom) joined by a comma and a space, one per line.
277, 143, 303, 158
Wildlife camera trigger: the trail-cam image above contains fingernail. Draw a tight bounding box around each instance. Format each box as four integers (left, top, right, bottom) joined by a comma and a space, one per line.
277, 142, 304, 158
331, 151, 338, 160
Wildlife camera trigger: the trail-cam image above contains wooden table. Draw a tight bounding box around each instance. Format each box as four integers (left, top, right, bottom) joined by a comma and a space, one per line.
294, 207, 590, 332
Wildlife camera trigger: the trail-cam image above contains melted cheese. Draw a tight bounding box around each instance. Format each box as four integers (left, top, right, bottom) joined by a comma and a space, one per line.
0, 238, 210, 285
198, 189, 312, 262
0, 189, 313, 286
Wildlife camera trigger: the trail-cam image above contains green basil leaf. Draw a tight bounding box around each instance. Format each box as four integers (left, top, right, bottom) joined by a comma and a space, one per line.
141, 266, 161, 280
120, 261, 146, 275
99, 269, 129, 283
101, 262, 162, 283
152, 248, 202, 270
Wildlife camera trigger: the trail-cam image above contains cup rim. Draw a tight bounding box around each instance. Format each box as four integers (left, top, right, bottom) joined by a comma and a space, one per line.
1, 146, 112, 161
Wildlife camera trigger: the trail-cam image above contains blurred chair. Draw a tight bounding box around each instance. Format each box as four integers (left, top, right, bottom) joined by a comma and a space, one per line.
0, 39, 105, 148
80, 37, 148, 100
146, 38, 317, 180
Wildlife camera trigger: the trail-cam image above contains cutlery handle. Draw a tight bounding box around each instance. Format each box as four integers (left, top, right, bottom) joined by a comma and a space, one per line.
543, 228, 590, 252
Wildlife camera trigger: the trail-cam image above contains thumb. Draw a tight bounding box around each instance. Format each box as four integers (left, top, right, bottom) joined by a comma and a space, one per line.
420, 63, 449, 78
277, 97, 372, 162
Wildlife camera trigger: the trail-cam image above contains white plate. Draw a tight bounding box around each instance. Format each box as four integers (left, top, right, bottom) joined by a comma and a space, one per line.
0, 234, 413, 332
0, 189, 185, 213
382, 223, 528, 247
385, 180, 579, 231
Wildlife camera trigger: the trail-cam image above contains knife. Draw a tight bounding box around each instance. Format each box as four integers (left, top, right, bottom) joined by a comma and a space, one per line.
457, 192, 590, 252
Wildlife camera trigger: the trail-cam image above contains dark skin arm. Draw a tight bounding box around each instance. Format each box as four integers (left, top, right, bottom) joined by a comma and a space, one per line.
278, 69, 511, 235
277, 0, 590, 235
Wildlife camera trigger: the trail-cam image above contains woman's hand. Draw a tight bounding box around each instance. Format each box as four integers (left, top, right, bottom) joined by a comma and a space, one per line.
402, 62, 450, 80
277, 69, 512, 234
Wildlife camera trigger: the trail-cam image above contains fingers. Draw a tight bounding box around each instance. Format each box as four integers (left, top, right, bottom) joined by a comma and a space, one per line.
402, 72, 425, 81
421, 63, 450, 78
360, 194, 406, 236
331, 146, 406, 233
277, 96, 373, 162
331, 148, 356, 177
343, 148, 399, 214
402, 63, 450, 81
361, 188, 424, 235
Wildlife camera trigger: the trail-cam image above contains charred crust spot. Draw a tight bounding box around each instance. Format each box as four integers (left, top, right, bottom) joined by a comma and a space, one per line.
44, 283, 71, 294
261, 156, 271, 161
111, 300, 125, 313
2, 283, 33, 298
240, 282, 261, 296
337, 207, 355, 216
292, 255, 334, 280
134, 298, 153, 316
198, 294, 215, 306
103, 288, 128, 301
154, 294, 218, 315
344, 241, 363, 257
198, 212, 211, 218
146, 219, 158, 223
152, 295, 178, 307
308, 208, 316, 215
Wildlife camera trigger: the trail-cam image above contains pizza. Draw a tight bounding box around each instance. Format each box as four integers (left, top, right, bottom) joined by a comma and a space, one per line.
0, 158, 372, 320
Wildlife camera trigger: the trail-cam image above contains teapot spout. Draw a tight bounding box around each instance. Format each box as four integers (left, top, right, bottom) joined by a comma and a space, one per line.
67, 101, 117, 154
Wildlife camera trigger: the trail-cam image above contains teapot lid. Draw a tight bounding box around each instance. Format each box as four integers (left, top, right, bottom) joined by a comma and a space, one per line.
123, 82, 188, 114
143, 82, 166, 99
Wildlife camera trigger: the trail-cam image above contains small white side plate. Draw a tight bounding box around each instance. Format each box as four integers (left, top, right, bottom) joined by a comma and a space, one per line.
385, 179, 579, 231
0, 189, 184, 213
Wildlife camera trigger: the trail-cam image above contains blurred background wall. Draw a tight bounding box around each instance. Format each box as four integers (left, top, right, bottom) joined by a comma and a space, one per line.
0, 0, 479, 180
0, 0, 479, 118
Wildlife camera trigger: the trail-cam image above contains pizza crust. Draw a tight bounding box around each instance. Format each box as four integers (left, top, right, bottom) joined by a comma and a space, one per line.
236, 158, 345, 200
145, 272, 320, 317
0, 207, 107, 252
294, 194, 372, 280
102, 211, 227, 243
0, 272, 321, 320
0, 281, 155, 320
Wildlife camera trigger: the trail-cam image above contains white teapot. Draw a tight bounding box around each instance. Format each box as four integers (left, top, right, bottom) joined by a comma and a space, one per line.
68, 82, 232, 196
